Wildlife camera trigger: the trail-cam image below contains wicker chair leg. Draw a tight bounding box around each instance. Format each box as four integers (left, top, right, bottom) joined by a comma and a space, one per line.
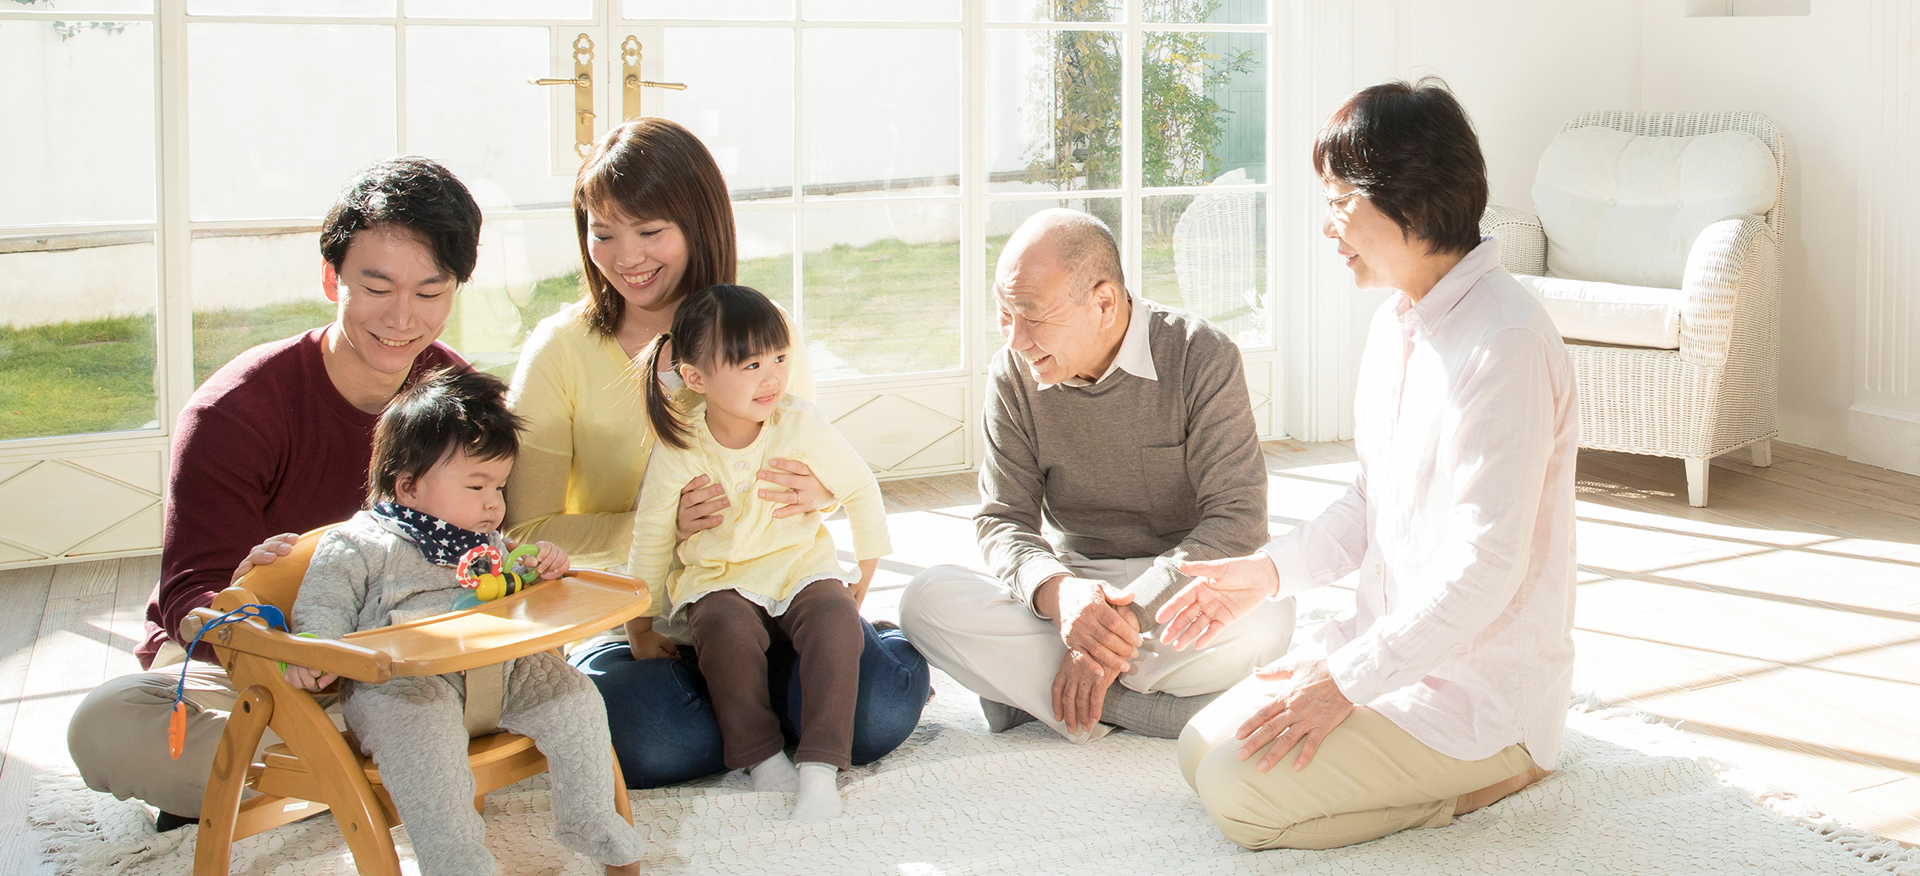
1686, 458, 1710, 507
1750, 440, 1773, 468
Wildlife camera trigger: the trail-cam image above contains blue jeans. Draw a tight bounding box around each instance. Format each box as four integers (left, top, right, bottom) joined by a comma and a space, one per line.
570, 620, 930, 789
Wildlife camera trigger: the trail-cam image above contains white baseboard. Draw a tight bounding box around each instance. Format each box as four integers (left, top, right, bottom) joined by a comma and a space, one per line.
1848, 404, 1920, 476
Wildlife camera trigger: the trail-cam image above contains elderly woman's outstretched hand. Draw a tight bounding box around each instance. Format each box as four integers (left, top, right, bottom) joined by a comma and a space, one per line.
1157, 553, 1282, 651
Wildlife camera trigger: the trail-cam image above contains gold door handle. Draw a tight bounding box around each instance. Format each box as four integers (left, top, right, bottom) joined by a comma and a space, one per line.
627, 77, 687, 91
620, 35, 686, 121
532, 34, 596, 157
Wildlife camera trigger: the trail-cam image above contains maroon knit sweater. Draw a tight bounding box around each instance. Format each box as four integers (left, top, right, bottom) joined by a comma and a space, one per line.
137, 327, 464, 668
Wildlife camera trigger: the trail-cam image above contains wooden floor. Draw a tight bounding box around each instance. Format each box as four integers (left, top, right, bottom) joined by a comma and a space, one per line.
0, 440, 1914, 871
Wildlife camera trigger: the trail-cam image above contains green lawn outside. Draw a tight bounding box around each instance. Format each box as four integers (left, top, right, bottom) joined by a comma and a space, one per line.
800, 236, 962, 377
0, 314, 160, 440
2, 233, 1239, 441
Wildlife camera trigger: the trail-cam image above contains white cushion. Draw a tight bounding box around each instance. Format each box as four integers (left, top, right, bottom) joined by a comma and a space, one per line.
1514, 274, 1685, 350
1532, 126, 1777, 289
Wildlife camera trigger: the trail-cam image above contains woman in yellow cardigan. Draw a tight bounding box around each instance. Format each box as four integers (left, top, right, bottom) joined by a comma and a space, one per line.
504, 119, 929, 787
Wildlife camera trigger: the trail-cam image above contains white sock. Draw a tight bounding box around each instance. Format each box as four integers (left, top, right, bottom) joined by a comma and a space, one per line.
790, 761, 842, 821
749, 751, 799, 792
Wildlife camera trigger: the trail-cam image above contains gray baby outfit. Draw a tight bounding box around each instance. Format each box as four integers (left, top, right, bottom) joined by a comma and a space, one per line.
293, 510, 644, 876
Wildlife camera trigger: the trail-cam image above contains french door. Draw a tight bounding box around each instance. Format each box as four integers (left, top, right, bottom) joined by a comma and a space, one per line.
0, 0, 1281, 569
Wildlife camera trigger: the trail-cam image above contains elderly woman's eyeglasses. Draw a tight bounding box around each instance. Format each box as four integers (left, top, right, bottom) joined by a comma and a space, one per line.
1325, 189, 1364, 213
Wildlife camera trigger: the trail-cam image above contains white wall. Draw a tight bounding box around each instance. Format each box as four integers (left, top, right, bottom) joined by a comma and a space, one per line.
1283, 0, 1643, 443
1638, 0, 1868, 458
1291, 0, 1916, 474
1402, 1, 1643, 214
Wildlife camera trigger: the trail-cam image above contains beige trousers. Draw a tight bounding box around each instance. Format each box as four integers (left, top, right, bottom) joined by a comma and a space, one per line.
900, 558, 1294, 744
68, 642, 341, 817
1177, 674, 1536, 850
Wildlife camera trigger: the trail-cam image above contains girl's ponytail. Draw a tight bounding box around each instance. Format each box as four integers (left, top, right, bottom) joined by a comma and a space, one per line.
643, 283, 786, 451
643, 330, 693, 450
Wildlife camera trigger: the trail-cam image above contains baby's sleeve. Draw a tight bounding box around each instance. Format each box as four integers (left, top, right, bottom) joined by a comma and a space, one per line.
799, 411, 891, 561
291, 529, 374, 641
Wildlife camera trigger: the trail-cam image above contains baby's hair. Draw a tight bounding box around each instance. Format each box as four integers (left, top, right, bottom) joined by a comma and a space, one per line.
642, 284, 791, 450
367, 368, 525, 504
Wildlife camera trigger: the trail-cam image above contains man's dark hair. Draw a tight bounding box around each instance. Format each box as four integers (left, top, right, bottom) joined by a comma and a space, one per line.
320, 156, 484, 284
1313, 77, 1488, 255
368, 368, 523, 504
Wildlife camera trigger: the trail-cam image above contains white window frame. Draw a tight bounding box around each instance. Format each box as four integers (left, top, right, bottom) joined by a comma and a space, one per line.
0, 0, 1290, 568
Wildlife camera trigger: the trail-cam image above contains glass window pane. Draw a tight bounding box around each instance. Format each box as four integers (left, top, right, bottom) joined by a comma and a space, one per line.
1142, 31, 1265, 186
5, 1, 150, 13
987, 0, 1118, 22
802, 29, 958, 200
0, 232, 159, 439
983, 196, 1121, 357
658, 27, 795, 200
1142, 191, 1268, 346
985, 29, 1120, 194
189, 23, 397, 221
408, 0, 591, 18
803, 0, 957, 21
1144, 0, 1266, 24
736, 209, 795, 315
802, 202, 959, 378
188, 0, 395, 15
440, 213, 583, 377
407, 26, 572, 211
0, 20, 155, 226
625, 0, 792, 19
189, 228, 333, 387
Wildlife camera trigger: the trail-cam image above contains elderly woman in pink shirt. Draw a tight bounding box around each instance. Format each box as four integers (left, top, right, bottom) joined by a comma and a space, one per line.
1158, 78, 1579, 851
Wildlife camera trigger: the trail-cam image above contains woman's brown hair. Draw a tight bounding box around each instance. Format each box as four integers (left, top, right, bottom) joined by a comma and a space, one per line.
573, 118, 738, 336
1313, 77, 1488, 255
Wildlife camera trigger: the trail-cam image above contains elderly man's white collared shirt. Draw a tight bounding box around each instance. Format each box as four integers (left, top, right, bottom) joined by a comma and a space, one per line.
1037, 294, 1158, 390
1262, 238, 1580, 768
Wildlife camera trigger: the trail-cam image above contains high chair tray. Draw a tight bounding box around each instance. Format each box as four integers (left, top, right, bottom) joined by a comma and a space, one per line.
341, 569, 651, 677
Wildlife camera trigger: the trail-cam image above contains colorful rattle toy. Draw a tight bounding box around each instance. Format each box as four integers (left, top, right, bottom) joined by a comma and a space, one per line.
453, 543, 543, 609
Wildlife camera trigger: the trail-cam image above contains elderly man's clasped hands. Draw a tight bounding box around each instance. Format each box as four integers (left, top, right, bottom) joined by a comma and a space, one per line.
1035, 574, 1142, 734
1162, 554, 1356, 774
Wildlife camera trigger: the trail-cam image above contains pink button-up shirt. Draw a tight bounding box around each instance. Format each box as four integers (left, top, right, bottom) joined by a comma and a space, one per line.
1263, 238, 1579, 768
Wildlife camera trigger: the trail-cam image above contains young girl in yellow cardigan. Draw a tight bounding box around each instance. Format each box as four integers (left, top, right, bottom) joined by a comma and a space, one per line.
627, 284, 890, 820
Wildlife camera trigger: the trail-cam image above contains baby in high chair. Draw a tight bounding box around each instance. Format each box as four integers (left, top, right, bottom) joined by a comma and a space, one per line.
628, 283, 891, 821
284, 368, 644, 876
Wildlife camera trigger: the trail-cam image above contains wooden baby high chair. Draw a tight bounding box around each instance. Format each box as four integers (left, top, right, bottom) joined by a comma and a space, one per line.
179, 523, 651, 876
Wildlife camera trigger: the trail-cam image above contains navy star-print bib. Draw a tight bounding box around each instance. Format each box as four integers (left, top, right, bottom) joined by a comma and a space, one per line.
369, 501, 492, 567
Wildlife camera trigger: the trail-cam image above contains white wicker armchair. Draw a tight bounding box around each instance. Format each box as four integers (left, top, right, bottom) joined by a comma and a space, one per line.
1482, 111, 1786, 506
1173, 168, 1266, 344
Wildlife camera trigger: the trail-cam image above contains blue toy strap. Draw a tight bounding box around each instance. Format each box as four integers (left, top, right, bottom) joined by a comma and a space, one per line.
173, 603, 288, 705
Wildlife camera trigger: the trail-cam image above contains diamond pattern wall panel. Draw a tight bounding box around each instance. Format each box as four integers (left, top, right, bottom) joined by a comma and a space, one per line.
821, 385, 968, 475
1244, 356, 1277, 438
0, 449, 163, 564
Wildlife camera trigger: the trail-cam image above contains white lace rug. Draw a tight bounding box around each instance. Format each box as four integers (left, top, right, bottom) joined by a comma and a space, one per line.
32, 674, 1919, 876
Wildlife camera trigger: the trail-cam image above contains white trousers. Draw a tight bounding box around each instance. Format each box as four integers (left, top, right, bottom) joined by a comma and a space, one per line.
900, 556, 1295, 744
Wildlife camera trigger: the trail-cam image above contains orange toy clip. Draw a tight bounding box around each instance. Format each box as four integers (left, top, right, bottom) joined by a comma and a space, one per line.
168, 700, 187, 760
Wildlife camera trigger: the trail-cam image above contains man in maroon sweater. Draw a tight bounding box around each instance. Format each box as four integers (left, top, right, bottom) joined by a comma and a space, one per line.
68, 156, 481, 825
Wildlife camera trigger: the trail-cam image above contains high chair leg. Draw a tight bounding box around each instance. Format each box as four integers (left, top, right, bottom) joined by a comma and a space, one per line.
305, 739, 404, 876
193, 686, 273, 876
611, 745, 633, 825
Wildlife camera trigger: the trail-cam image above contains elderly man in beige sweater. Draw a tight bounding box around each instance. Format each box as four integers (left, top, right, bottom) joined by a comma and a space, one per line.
900, 208, 1294, 743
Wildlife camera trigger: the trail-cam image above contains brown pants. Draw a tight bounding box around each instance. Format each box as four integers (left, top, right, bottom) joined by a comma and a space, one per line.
686, 583, 864, 770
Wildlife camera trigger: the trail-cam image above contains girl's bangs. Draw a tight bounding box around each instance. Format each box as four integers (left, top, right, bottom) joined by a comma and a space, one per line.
712, 291, 792, 366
